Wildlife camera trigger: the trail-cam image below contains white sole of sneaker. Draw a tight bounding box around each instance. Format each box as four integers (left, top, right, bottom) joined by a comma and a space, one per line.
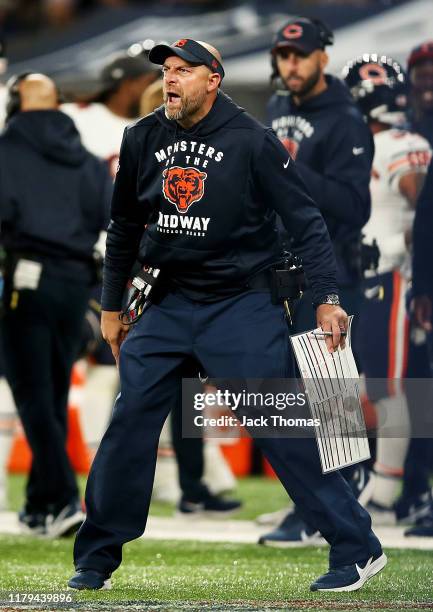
398, 505, 432, 526
19, 524, 46, 536
315, 553, 388, 592
255, 507, 291, 526
174, 508, 240, 520
68, 578, 112, 591
369, 507, 396, 526
46, 510, 85, 538
260, 534, 326, 548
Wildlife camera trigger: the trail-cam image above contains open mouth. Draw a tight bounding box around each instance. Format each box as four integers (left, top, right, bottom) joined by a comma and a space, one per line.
167, 92, 181, 104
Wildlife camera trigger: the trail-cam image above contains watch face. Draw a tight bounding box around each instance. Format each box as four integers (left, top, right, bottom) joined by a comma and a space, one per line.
325, 294, 340, 304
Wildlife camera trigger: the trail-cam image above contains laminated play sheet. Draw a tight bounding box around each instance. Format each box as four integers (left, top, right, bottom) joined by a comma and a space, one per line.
290, 316, 370, 473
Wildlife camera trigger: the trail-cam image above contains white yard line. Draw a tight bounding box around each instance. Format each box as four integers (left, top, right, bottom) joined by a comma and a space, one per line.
1, 512, 433, 550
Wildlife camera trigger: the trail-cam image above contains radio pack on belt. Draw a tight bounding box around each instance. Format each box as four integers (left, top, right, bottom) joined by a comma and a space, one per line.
270, 253, 306, 325
119, 266, 160, 325
270, 254, 305, 304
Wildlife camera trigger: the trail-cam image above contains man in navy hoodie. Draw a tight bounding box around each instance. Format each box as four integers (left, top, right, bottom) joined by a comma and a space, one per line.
0, 73, 112, 537
68, 39, 385, 593
260, 17, 375, 547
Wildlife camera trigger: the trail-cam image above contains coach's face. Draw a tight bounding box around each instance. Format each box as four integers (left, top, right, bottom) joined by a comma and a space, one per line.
276, 48, 328, 99
162, 55, 216, 122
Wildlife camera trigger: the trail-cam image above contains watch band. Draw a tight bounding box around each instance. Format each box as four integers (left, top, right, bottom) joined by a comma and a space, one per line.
313, 293, 340, 309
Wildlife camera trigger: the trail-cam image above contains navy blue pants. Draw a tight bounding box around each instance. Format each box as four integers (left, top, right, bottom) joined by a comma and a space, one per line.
3, 275, 88, 513
74, 290, 381, 574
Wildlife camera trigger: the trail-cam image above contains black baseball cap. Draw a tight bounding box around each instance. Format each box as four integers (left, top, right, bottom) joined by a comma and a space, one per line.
271, 17, 333, 56
100, 52, 156, 89
149, 39, 225, 81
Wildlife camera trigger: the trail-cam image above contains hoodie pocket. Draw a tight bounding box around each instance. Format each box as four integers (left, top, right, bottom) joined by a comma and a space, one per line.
145, 234, 242, 279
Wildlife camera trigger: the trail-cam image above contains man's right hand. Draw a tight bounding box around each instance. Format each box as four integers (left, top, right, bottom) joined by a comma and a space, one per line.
101, 310, 130, 366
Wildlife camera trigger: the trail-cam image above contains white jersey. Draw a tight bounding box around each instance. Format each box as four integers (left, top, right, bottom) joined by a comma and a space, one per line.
62, 102, 136, 257
364, 128, 431, 275
61, 102, 133, 177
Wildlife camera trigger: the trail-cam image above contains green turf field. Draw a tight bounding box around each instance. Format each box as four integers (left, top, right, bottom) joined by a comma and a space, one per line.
0, 537, 432, 610
3, 475, 433, 610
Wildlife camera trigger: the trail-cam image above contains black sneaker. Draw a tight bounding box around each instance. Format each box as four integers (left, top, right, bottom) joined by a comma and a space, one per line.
310, 552, 387, 592
68, 569, 111, 590
258, 507, 324, 547
18, 509, 47, 535
46, 499, 85, 538
395, 489, 432, 525
177, 494, 242, 518
405, 503, 433, 537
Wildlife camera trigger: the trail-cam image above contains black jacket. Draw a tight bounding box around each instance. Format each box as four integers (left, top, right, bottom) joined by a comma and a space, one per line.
267, 76, 374, 286
0, 110, 112, 280
102, 92, 338, 310
413, 157, 433, 297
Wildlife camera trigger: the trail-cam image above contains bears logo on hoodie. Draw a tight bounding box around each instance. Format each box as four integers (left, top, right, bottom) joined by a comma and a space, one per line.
162, 166, 207, 214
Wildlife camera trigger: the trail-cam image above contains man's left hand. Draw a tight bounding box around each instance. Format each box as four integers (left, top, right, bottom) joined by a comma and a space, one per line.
316, 304, 348, 353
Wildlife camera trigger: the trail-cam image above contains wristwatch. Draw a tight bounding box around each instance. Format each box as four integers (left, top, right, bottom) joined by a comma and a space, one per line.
313, 293, 340, 309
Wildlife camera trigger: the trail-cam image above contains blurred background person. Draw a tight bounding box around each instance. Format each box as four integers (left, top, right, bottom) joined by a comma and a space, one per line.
343, 54, 431, 524
0, 72, 112, 536
399, 42, 433, 536
407, 41, 433, 147
63, 51, 158, 176
259, 16, 374, 547
0, 35, 15, 511
402, 156, 433, 538
139, 76, 164, 116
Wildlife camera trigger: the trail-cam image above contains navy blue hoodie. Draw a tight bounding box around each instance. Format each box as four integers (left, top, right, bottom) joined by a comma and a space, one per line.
102, 92, 338, 309
413, 158, 433, 297
0, 110, 112, 279
267, 76, 374, 286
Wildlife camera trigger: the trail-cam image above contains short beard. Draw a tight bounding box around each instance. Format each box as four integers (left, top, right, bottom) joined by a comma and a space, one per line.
164, 88, 208, 122
286, 65, 321, 99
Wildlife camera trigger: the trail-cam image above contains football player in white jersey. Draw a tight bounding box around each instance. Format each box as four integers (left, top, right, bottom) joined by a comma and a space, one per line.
63, 52, 157, 178
343, 55, 431, 522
